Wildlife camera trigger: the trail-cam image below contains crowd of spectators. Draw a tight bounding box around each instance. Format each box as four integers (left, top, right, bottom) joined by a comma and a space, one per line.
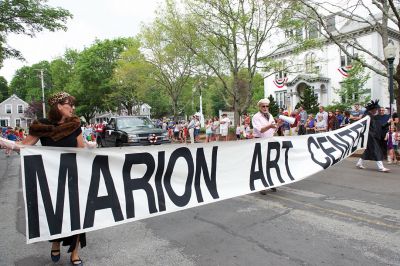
1, 126, 25, 156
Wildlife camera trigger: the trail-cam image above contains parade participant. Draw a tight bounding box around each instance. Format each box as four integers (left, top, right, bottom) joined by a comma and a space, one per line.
356, 100, 390, 172
252, 98, 282, 193
377, 107, 391, 161
0, 92, 86, 265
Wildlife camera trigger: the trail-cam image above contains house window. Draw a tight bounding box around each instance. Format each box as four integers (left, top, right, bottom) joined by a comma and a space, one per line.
275, 91, 287, 109
5, 104, 12, 114
285, 29, 295, 39
27, 119, 32, 127
307, 22, 319, 39
326, 16, 336, 32
275, 60, 287, 79
17, 105, 24, 114
340, 45, 357, 67
305, 53, 316, 73
16, 119, 21, 128
296, 28, 303, 40
0, 119, 8, 127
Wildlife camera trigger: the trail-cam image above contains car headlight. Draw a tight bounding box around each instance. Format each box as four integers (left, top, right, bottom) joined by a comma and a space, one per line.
128, 134, 139, 142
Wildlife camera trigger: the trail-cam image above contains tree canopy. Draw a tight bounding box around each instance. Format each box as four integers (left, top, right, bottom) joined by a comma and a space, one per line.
0, 0, 72, 67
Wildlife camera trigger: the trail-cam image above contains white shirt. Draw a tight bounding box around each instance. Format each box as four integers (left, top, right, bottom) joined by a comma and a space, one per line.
220, 117, 230, 130
252, 112, 275, 138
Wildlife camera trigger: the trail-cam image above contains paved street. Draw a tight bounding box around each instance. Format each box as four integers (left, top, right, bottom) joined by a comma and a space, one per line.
1, 150, 399, 266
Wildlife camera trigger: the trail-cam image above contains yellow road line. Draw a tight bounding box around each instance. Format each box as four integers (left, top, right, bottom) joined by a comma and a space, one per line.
269, 194, 400, 230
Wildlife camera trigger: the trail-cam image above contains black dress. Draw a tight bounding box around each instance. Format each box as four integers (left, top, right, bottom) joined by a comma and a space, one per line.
38, 119, 87, 253
362, 113, 385, 161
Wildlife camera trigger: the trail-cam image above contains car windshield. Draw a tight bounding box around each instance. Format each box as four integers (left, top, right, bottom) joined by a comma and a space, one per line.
117, 117, 155, 129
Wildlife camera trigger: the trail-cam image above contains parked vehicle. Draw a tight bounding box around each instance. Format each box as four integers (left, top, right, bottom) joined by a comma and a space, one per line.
97, 116, 170, 147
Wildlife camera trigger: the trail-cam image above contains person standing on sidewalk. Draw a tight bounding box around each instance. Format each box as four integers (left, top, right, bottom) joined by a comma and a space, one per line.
187, 115, 196, 144
356, 100, 390, 172
252, 98, 282, 193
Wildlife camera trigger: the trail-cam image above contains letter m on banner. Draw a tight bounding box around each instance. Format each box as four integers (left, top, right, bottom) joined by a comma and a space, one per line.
23, 154, 81, 240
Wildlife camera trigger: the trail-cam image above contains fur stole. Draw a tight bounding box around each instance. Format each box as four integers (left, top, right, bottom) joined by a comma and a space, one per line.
29, 116, 81, 142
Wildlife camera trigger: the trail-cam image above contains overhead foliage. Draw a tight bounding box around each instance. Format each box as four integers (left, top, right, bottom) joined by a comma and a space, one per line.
0, 0, 72, 67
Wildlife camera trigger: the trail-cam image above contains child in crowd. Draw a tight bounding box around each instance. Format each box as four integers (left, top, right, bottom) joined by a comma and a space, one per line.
385, 126, 398, 164
205, 119, 213, 143
5, 129, 17, 156
236, 124, 241, 140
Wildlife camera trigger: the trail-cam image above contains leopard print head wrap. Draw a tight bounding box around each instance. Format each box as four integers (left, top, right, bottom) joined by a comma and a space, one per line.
48, 92, 74, 106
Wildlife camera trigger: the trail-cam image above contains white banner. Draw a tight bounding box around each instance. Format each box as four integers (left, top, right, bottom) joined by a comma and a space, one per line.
21, 116, 369, 243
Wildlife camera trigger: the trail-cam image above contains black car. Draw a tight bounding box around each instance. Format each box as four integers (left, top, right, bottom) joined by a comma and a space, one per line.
98, 116, 170, 147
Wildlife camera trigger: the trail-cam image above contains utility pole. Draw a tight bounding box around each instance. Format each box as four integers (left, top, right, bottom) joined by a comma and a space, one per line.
36, 69, 46, 118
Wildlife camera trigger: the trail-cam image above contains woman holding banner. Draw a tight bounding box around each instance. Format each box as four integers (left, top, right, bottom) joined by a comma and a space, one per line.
0, 92, 86, 265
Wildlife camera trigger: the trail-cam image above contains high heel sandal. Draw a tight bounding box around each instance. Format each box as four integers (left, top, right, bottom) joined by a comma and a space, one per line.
71, 257, 83, 266
50, 249, 60, 262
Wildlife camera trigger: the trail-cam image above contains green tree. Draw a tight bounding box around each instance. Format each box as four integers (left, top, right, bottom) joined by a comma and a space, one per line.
71, 38, 134, 122
0, 76, 8, 101
109, 40, 153, 115
336, 61, 371, 108
141, 17, 195, 120
9, 60, 52, 101
167, 0, 284, 125
297, 86, 319, 115
267, 95, 279, 117
0, 0, 72, 66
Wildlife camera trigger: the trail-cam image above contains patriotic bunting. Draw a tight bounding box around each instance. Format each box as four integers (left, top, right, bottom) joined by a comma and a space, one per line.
338, 65, 352, 77
273, 77, 288, 88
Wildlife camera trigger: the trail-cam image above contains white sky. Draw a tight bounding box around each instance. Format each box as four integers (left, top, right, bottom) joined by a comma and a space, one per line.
0, 0, 161, 82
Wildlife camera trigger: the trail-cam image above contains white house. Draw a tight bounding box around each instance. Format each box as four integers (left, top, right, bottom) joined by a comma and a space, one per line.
0, 94, 31, 128
264, 12, 399, 111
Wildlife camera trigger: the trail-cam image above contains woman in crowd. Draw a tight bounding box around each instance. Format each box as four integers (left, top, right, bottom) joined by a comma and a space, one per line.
342, 110, 351, 126
2, 92, 86, 265
327, 111, 339, 131
315, 115, 327, 133
305, 114, 315, 134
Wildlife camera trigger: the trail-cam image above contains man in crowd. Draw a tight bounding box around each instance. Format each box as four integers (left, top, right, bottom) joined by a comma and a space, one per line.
298, 106, 307, 135
350, 103, 363, 122
252, 98, 282, 193
187, 115, 196, 144
316, 105, 328, 126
